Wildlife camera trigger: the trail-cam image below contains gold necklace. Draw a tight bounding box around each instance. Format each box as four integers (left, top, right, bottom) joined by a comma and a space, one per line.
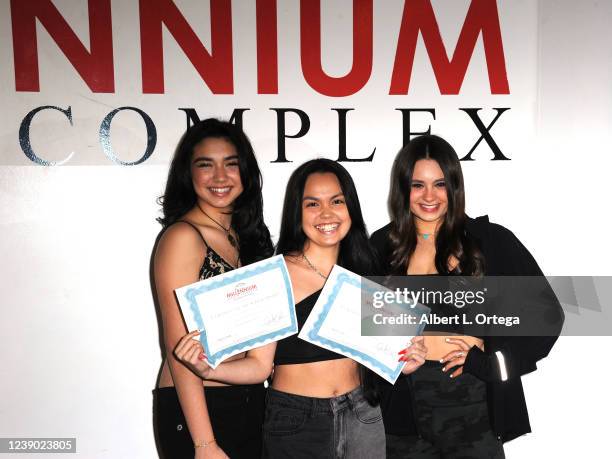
302, 253, 329, 280
196, 202, 237, 248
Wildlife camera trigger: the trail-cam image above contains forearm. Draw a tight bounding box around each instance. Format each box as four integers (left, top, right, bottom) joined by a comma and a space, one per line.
463, 335, 558, 382
206, 355, 272, 384
168, 354, 216, 445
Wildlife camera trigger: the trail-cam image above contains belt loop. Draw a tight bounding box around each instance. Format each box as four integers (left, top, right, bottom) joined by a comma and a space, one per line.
309, 396, 317, 418
329, 395, 337, 415
346, 393, 354, 410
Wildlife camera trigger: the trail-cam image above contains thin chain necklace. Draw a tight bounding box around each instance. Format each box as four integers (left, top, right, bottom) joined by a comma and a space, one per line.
196, 202, 237, 248
302, 253, 329, 280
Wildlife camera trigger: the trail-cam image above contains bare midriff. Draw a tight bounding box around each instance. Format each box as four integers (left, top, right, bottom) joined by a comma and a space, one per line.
157, 352, 248, 388
424, 333, 484, 361
272, 359, 360, 398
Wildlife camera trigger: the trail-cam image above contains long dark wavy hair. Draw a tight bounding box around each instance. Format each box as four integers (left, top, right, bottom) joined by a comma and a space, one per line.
275, 159, 380, 404
275, 158, 377, 276
388, 135, 484, 276
157, 118, 273, 264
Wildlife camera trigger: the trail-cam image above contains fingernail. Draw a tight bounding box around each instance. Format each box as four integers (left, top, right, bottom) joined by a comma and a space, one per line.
439, 359, 444, 363
441, 367, 446, 372
398, 349, 406, 354
445, 338, 450, 342
198, 353, 205, 360
449, 374, 454, 378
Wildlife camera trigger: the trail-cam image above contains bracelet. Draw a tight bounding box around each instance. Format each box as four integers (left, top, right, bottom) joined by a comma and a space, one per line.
194, 438, 216, 449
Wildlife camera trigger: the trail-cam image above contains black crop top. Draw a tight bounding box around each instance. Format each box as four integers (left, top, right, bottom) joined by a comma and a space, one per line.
274, 289, 346, 365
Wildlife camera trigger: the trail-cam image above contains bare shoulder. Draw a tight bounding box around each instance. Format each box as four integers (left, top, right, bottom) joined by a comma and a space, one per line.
284, 253, 307, 279
156, 222, 207, 265
283, 254, 324, 302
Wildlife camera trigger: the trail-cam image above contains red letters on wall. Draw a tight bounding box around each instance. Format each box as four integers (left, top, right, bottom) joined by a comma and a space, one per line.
11, 0, 114, 93
300, 0, 373, 97
139, 0, 233, 94
256, 0, 279, 94
390, 0, 509, 94
11, 0, 509, 96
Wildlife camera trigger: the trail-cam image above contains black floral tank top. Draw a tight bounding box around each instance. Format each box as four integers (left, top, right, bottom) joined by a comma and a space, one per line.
177, 221, 236, 278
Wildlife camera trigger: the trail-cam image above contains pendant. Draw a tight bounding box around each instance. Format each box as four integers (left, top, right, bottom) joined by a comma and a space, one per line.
227, 233, 237, 248
422, 233, 430, 240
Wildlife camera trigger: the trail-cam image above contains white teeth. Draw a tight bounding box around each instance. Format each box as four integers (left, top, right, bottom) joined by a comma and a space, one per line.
315, 223, 339, 232
210, 187, 230, 193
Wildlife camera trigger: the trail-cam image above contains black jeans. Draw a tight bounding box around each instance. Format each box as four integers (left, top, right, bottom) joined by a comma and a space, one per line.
153, 384, 265, 459
262, 386, 385, 459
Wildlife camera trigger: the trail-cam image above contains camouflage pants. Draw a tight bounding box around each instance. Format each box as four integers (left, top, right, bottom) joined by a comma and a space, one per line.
386, 361, 504, 458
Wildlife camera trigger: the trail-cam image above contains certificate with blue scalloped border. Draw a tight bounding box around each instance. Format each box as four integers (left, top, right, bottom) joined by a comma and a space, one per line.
298, 265, 416, 383
175, 255, 296, 368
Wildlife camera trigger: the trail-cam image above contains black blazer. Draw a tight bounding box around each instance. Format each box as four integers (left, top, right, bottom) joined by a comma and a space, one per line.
369, 216, 564, 442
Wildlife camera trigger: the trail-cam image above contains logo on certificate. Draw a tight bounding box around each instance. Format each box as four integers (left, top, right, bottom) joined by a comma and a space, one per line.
226, 282, 258, 301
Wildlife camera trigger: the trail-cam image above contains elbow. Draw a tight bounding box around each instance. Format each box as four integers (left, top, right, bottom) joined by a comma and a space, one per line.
545, 302, 565, 339
164, 339, 178, 361
256, 365, 273, 383
556, 303, 565, 334
249, 361, 273, 383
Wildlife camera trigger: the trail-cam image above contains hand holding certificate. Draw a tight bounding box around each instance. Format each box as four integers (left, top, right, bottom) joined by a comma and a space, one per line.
175, 255, 297, 368
298, 265, 429, 383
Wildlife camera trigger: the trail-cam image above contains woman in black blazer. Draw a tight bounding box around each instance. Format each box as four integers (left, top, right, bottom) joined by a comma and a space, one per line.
370, 135, 564, 457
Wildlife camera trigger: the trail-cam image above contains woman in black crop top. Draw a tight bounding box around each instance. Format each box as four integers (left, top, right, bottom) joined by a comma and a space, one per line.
175, 159, 428, 458
152, 119, 273, 459
370, 135, 564, 458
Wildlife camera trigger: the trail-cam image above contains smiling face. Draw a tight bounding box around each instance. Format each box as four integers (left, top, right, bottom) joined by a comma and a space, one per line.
190, 137, 244, 211
301, 172, 352, 249
409, 159, 448, 226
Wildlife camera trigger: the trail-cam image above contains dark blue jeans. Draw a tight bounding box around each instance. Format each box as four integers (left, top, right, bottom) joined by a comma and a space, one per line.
262, 386, 385, 458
